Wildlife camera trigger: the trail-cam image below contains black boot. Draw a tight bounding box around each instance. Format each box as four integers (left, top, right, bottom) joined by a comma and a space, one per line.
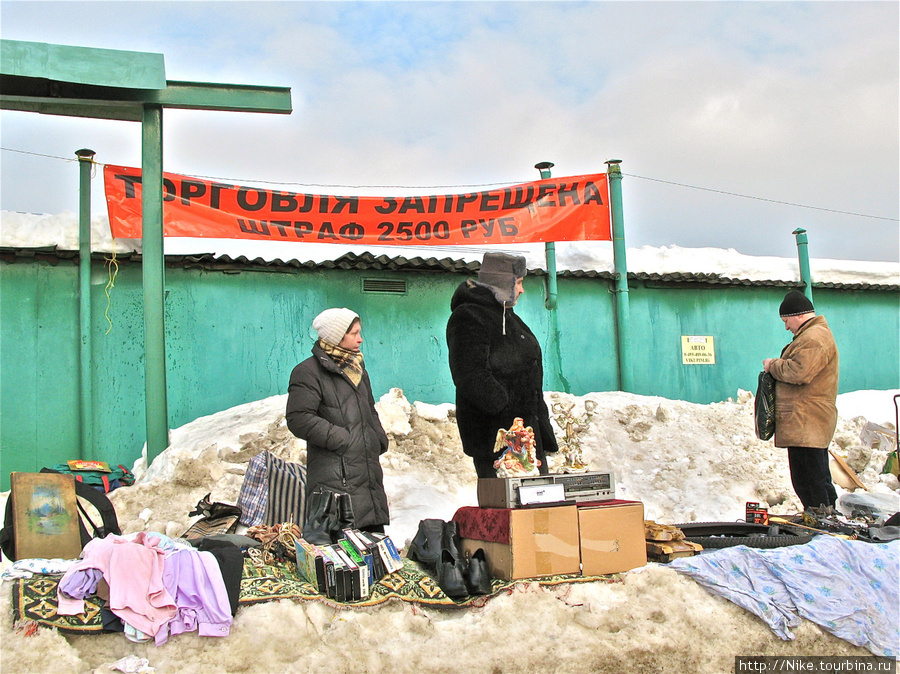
303, 487, 338, 546
334, 493, 355, 538
465, 548, 493, 596
443, 520, 462, 560
436, 548, 468, 599
407, 519, 445, 571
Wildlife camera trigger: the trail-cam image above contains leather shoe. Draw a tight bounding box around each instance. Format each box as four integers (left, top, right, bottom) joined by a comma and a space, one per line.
436, 549, 468, 599
465, 548, 492, 596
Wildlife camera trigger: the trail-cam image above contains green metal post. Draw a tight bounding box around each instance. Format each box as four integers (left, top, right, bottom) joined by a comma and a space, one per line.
607, 159, 633, 392
141, 105, 170, 464
792, 228, 814, 304
76, 148, 95, 461
535, 162, 558, 310
534, 161, 569, 392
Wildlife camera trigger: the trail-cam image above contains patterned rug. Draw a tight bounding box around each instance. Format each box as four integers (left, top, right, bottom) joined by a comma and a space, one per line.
12, 557, 622, 634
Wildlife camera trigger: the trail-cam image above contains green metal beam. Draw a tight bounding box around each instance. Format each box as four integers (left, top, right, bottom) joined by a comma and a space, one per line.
1, 39, 166, 89
1, 77, 292, 121
149, 81, 292, 113
141, 105, 170, 463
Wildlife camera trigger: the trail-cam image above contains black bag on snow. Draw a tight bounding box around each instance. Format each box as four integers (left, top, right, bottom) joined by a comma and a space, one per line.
1, 469, 121, 561
754, 371, 776, 441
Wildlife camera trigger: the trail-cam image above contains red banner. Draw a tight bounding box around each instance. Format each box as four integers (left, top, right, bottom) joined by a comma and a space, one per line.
104, 165, 611, 246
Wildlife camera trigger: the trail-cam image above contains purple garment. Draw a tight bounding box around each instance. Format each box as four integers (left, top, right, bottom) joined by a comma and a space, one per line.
156, 548, 233, 645
58, 567, 103, 599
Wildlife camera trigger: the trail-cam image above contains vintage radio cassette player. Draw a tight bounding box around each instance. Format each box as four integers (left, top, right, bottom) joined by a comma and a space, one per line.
477, 471, 616, 509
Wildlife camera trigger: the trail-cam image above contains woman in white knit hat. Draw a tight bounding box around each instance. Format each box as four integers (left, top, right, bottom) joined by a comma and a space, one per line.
286, 308, 390, 535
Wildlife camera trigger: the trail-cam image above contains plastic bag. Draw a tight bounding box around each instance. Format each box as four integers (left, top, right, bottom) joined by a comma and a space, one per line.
754, 371, 776, 441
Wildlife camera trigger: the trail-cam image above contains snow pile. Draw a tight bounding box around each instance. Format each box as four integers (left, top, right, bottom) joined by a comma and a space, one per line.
108, 388, 900, 548
1, 388, 897, 673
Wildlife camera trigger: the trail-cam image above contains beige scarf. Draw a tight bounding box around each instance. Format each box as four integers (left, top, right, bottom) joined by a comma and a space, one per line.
319, 339, 364, 387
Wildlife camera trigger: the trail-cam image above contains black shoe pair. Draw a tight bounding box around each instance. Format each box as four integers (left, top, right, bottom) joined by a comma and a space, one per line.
407, 519, 492, 599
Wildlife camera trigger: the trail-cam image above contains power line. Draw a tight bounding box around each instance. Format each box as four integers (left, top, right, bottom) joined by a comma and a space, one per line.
2, 145, 897, 222
623, 172, 899, 222
1, 147, 79, 163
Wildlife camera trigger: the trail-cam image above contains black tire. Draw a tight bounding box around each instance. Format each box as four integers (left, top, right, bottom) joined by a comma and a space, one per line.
675, 521, 813, 550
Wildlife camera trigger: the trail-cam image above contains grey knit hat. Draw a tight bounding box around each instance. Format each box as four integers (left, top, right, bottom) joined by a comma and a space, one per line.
779, 290, 814, 317
313, 308, 359, 346
477, 252, 527, 305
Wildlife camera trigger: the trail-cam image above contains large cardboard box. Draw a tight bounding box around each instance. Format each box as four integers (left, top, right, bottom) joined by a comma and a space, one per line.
577, 500, 647, 575
458, 505, 580, 581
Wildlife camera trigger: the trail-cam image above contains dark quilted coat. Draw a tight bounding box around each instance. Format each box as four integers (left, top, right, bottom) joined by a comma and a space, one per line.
285, 344, 389, 528
446, 280, 559, 465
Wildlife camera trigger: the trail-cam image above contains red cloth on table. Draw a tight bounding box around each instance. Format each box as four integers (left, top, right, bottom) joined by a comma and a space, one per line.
452, 500, 640, 545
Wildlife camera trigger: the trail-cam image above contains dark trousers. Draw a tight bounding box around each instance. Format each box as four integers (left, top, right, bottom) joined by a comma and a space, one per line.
788, 447, 838, 510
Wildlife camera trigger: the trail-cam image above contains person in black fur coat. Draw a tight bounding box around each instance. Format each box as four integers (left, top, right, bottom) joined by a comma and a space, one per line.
446, 252, 559, 478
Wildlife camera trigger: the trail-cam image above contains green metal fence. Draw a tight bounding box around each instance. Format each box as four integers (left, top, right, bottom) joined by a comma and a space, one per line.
1, 253, 897, 491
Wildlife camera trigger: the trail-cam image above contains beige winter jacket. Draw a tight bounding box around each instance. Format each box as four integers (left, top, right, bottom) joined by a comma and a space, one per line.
769, 315, 839, 449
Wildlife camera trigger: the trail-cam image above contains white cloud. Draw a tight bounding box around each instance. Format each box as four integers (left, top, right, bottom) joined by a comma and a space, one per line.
1, 1, 896, 260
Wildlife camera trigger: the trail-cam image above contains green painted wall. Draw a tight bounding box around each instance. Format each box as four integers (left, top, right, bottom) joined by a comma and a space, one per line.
1, 255, 897, 491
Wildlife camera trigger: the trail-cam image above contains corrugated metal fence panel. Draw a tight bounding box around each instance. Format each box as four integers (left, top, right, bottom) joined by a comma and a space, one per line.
1, 260, 82, 480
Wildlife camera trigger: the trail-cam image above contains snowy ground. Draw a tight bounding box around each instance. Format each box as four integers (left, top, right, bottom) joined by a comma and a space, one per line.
2, 387, 898, 673
3, 211, 899, 672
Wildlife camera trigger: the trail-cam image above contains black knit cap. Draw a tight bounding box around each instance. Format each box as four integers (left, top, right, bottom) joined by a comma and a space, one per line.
779, 290, 815, 317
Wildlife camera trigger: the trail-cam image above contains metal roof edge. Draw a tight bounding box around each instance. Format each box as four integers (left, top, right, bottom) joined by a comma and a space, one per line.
1, 247, 897, 291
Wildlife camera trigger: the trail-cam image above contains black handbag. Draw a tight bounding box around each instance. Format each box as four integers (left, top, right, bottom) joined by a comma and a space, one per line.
754, 371, 776, 441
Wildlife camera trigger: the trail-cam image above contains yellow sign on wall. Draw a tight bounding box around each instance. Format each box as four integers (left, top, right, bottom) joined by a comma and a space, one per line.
682, 336, 716, 364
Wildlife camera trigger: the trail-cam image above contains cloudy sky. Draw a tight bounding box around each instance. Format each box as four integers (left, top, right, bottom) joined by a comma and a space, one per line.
1, 1, 897, 262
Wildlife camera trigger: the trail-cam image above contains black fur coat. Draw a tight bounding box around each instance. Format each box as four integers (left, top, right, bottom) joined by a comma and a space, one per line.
446, 280, 559, 465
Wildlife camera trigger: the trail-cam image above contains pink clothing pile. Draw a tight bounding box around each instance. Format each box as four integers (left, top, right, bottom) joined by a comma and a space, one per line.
57, 532, 232, 645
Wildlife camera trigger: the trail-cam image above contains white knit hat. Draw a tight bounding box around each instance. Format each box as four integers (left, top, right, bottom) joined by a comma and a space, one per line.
312, 308, 359, 346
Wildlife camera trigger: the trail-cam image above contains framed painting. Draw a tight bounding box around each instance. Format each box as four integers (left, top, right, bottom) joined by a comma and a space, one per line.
10, 472, 83, 560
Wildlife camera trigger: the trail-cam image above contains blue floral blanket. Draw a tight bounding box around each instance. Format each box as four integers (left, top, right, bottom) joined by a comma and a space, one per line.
670, 536, 898, 657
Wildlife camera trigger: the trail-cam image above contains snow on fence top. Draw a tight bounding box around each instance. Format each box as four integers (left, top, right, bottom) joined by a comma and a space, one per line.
2, 210, 898, 286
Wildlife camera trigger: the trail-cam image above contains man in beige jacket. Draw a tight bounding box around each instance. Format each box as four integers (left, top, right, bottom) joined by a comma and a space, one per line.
763, 290, 839, 511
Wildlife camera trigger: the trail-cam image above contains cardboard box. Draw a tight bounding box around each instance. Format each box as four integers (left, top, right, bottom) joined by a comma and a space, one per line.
577, 501, 647, 575
459, 505, 580, 581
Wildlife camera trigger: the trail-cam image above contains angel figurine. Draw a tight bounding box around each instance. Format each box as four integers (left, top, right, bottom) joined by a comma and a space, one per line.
492, 417, 540, 477
551, 400, 596, 473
